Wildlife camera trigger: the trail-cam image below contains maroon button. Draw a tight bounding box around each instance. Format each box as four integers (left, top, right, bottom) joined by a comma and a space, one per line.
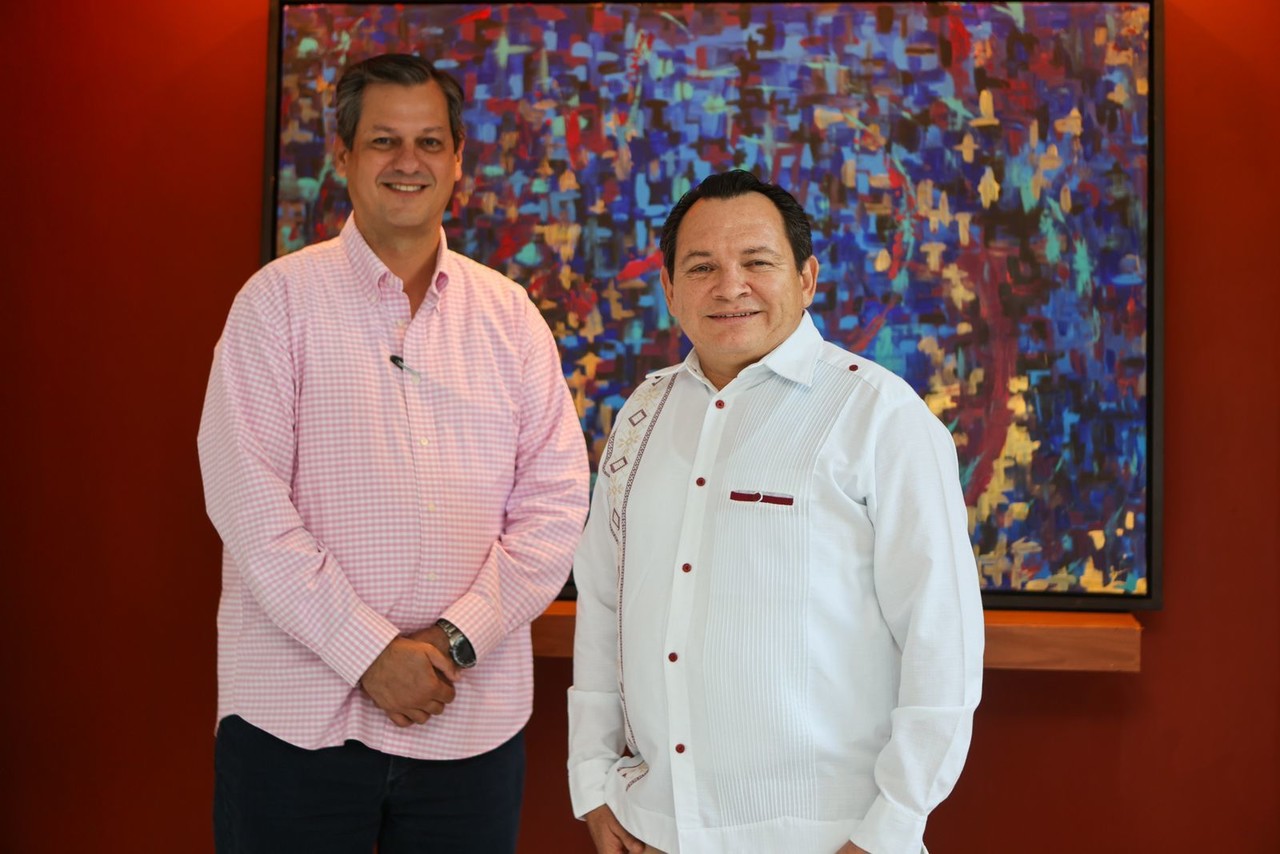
848, 364, 859, 371
668, 652, 678, 662
675, 743, 686, 753
714, 400, 725, 409
695, 477, 706, 487
681, 563, 692, 573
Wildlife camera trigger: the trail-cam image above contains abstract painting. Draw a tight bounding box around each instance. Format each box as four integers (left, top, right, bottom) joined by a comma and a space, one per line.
264, 2, 1160, 609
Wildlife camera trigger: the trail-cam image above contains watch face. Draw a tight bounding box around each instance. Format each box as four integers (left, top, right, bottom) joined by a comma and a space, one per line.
453, 637, 477, 668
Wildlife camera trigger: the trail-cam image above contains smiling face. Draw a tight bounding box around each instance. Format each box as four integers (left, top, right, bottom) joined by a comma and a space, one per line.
334, 80, 463, 252
661, 193, 818, 389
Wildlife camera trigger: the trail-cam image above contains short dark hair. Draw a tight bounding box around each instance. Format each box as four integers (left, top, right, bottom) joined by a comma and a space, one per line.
659, 170, 813, 278
334, 54, 466, 150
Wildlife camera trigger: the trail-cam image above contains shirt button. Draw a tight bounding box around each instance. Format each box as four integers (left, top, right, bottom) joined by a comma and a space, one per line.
428, 502, 436, 512
675, 743, 686, 754
848, 363, 859, 371
695, 477, 706, 487
427, 572, 437, 581
668, 652, 678, 662
714, 400, 725, 409
681, 563, 691, 573
419, 437, 429, 446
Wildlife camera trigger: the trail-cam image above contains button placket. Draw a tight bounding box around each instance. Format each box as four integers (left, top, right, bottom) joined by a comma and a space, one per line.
662, 386, 731, 832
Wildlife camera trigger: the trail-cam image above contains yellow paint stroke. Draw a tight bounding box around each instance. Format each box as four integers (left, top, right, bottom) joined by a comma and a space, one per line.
874, 248, 892, 272
862, 123, 887, 151
1040, 143, 1063, 172
1060, 185, 1073, 214
579, 307, 604, 344
921, 242, 946, 273
841, 158, 858, 188
1055, 107, 1083, 137
972, 90, 1000, 127
978, 167, 1001, 208
956, 212, 973, 246
955, 132, 978, 164
865, 194, 893, 216
539, 222, 582, 263
559, 169, 581, 192
975, 396, 1041, 523
576, 350, 603, 379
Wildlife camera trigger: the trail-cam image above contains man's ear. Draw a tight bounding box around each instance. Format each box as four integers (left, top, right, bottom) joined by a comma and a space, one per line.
453, 138, 464, 182
334, 140, 350, 179
800, 255, 819, 308
660, 265, 675, 308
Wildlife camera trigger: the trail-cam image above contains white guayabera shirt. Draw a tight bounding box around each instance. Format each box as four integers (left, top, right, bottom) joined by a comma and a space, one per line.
569, 313, 984, 854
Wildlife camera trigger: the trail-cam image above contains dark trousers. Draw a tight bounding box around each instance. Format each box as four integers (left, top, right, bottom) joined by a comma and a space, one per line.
214, 715, 525, 854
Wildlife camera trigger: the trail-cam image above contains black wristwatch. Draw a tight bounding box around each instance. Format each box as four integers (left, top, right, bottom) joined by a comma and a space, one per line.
436, 618, 477, 669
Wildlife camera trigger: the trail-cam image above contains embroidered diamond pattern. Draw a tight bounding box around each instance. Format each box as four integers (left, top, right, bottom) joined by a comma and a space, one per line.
607, 456, 630, 474
611, 509, 621, 528
628, 409, 648, 427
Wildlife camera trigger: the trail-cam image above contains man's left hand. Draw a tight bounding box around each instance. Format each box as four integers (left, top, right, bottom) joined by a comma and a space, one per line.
407, 624, 451, 660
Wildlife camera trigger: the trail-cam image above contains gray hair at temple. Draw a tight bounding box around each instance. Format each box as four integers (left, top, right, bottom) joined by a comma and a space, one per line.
334, 53, 466, 151
659, 170, 814, 278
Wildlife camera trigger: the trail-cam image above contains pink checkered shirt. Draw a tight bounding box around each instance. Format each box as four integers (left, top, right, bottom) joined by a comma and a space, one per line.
198, 217, 588, 759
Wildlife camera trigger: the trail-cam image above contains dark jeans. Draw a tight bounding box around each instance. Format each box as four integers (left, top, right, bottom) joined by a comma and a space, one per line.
214, 715, 525, 854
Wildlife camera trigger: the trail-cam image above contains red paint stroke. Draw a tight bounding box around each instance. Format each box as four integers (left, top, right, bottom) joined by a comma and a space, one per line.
945, 15, 973, 92
885, 230, 906, 281
1076, 181, 1102, 209
959, 252, 1017, 506
455, 7, 491, 24
490, 222, 534, 265
533, 5, 566, 21
618, 251, 663, 281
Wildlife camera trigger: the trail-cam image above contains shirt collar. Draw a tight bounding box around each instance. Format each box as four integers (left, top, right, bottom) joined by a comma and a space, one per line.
340, 215, 453, 306
644, 312, 823, 388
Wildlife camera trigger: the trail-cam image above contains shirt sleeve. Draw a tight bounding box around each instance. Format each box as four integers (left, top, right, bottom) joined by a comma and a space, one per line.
197, 278, 400, 686
850, 398, 985, 854
439, 298, 590, 660
566, 463, 626, 819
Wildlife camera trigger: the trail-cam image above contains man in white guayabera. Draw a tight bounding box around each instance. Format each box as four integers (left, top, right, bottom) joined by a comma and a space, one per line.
568, 169, 984, 854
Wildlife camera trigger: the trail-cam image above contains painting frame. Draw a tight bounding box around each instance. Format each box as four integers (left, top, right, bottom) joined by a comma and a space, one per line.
261, 0, 1163, 611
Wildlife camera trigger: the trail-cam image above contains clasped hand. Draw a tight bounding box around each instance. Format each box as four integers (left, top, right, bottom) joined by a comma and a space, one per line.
360, 633, 460, 727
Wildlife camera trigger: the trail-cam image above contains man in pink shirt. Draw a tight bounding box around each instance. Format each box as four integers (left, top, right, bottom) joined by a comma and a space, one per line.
198, 53, 588, 852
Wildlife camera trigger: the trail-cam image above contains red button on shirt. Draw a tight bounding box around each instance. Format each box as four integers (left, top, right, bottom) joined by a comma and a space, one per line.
849, 364, 859, 371
675, 743, 686, 753
681, 563, 692, 573
714, 400, 725, 409
695, 477, 706, 486
668, 652, 678, 662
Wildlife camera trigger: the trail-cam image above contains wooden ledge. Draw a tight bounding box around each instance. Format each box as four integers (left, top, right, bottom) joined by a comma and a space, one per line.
983, 609, 1141, 672
533, 603, 1141, 672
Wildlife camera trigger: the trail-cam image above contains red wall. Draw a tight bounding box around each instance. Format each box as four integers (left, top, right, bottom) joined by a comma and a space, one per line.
3, 1, 1275, 850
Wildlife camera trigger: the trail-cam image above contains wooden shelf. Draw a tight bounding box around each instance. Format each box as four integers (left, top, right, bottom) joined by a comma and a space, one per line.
983, 609, 1141, 672
532, 603, 1141, 672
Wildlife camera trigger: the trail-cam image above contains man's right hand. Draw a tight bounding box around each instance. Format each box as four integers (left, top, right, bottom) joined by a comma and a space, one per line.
584, 805, 645, 854
359, 637, 460, 727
